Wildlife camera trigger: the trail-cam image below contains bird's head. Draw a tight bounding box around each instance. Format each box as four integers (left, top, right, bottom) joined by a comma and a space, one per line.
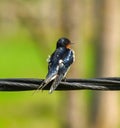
56, 37, 72, 49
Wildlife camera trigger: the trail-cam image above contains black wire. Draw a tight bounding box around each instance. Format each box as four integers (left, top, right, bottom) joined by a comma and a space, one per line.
0, 77, 120, 91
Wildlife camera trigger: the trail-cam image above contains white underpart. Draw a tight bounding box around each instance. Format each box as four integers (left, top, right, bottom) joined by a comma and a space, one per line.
59, 59, 63, 64
71, 49, 75, 62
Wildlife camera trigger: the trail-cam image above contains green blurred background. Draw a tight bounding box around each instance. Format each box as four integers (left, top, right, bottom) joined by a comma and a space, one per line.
0, 0, 120, 128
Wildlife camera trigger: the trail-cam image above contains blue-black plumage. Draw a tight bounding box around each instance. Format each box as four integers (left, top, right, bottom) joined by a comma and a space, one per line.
39, 37, 75, 93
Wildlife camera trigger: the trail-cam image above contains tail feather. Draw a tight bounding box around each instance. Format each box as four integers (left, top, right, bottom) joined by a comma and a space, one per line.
32, 74, 57, 95
32, 80, 46, 95
49, 74, 63, 93
39, 74, 57, 90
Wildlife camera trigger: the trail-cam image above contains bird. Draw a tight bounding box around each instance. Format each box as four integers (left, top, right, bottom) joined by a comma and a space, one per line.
39, 37, 75, 93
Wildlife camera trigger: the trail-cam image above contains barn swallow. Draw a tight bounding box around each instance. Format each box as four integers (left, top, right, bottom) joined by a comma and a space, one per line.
39, 37, 75, 93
